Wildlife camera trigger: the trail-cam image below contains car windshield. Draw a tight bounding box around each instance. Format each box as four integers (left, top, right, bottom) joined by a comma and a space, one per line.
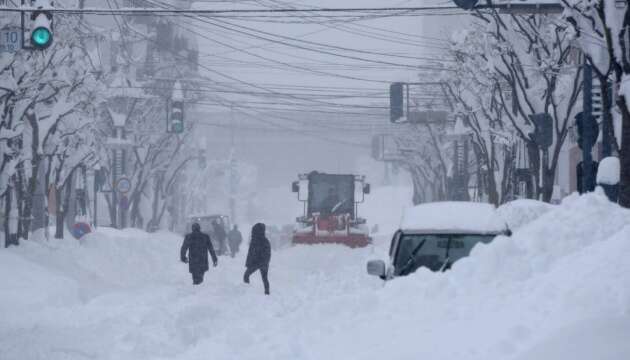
394, 233, 496, 275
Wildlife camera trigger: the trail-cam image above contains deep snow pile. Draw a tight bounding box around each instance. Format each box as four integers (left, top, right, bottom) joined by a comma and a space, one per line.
1, 191, 629, 360
497, 199, 555, 231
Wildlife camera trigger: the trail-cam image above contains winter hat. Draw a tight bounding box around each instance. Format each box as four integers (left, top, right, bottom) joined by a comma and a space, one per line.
252, 223, 266, 238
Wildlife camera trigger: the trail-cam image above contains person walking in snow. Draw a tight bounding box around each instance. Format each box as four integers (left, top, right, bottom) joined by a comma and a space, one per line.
228, 224, 243, 257
243, 223, 271, 295
212, 220, 228, 256
181, 223, 218, 285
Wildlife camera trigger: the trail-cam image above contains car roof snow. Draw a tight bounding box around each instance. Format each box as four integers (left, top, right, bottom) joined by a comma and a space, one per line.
400, 201, 508, 234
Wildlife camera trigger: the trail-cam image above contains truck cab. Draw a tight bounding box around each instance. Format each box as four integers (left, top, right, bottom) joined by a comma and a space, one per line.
367, 202, 510, 279
292, 171, 371, 248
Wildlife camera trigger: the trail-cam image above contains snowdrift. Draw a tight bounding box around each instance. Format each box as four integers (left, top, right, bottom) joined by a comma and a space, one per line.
0, 191, 628, 360
496, 199, 555, 231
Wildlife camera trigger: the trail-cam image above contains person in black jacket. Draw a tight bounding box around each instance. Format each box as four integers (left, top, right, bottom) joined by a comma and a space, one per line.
212, 220, 228, 256
228, 225, 243, 258
181, 223, 218, 285
243, 223, 271, 295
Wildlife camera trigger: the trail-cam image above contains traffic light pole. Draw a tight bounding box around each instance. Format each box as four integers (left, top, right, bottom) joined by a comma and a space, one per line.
600, 79, 614, 157
582, 63, 595, 193
93, 169, 98, 229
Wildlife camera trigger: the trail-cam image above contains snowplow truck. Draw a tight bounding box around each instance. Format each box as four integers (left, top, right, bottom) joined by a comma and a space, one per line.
292, 171, 371, 248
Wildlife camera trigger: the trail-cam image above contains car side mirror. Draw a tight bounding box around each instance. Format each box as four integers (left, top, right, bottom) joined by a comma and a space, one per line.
504, 229, 512, 237
292, 181, 299, 193
367, 259, 386, 278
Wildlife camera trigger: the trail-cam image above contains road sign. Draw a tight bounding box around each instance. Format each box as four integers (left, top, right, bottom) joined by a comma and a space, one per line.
70, 222, 92, 240
120, 195, 130, 211
116, 177, 131, 194
0, 27, 21, 53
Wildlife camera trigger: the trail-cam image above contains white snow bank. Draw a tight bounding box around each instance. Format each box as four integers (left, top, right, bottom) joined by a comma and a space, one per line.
380, 192, 630, 359
76, 228, 183, 286
597, 156, 620, 185
1, 192, 629, 360
497, 199, 554, 230
0, 250, 79, 309
0, 228, 184, 312
401, 201, 507, 233
516, 317, 630, 360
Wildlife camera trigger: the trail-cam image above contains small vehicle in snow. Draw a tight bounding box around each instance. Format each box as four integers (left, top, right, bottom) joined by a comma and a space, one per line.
292, 171, 371, 248
367, 202, 510, 279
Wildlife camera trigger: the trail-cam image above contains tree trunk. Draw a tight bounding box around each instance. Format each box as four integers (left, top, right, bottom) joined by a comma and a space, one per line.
486, 169, 499, 206
500, 145, 516, 204
541, 150, 554, 203
15, 167, 27, 240
615, 8, 630, 207
527, 141, 541, 199
54, 179, 73, 239
485, 145, 499, 206
54, 187, 64, 239
409, 166, 425, 205
21, 160, 40, 240
4, 189, 13, 247
146, 175, 163, 231
618, 95, 630, 208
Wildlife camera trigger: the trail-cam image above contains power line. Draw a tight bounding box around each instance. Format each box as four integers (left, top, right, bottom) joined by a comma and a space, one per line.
141, 2, 454, 70
0, 5, 464, 15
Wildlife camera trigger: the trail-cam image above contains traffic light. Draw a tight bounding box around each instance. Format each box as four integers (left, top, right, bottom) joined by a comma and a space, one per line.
170, 100, 184, 134
575, 111, 599, 151
452, 0, 479, 9
528, 113, 553, 148
30, 0, 54, 50
390, 82, 404, 123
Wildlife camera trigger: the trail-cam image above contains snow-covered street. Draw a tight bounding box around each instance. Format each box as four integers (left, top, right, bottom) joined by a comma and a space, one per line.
2, 192, 630, 360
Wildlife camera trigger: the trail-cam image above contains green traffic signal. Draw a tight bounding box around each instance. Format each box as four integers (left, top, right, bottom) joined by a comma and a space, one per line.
172, 122, 183, 134
31, 27, 52, 49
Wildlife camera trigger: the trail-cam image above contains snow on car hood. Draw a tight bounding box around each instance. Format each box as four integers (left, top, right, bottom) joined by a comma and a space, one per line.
400, 201, 507, 233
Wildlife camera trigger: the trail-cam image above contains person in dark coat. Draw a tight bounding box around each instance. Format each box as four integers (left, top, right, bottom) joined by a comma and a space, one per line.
180, 223, 218, 285
228, 225, 243, 258
212, 220, 228, 256
243, 223, 271, 295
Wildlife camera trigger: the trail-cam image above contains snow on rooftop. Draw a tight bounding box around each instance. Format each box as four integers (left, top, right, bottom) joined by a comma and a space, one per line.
401, 201, 507, 233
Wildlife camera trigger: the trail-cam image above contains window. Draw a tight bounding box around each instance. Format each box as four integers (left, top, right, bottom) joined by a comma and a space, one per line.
394, 233, 496, 275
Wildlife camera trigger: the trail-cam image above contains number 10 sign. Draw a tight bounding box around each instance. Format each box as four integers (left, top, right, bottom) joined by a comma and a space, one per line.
1, 28, 21, 53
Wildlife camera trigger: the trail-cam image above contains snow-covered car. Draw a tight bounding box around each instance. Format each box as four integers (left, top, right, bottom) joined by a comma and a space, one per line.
367, 202, 510, 279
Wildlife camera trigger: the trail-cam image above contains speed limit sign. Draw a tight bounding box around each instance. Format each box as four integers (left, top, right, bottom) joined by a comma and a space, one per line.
116, 177, 131, 194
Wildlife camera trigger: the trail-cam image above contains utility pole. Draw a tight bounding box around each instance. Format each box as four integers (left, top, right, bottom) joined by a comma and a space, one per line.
582, 63, 594, 193
576, 63, 599, 194
229, 106, 237, 223
109, 114, 127, 228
